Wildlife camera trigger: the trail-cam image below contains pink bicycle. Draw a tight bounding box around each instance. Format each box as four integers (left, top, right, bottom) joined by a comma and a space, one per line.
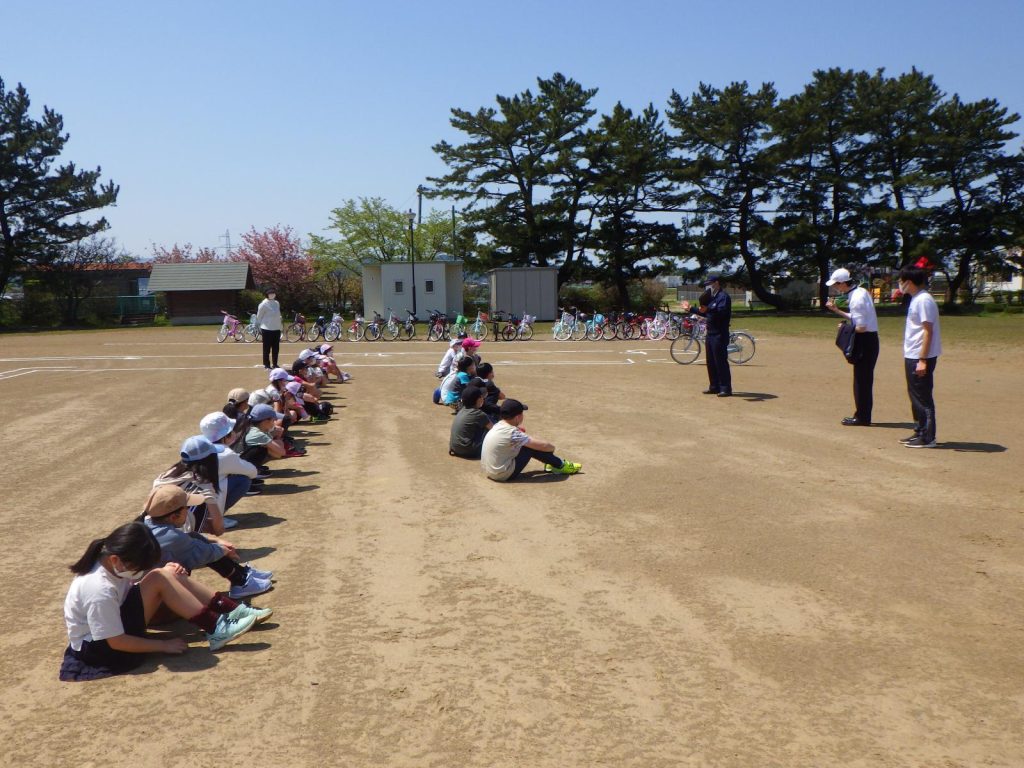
217, 311, 245, 342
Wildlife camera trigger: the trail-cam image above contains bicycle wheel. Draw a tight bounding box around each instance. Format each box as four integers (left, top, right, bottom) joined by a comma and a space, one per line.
727, 332, 756, 364
518, 324, 534, 341
666, 321, 681, 341
470, 323, 488, 341
601, 323, 616, 340
285, 323, 304, 343
399, 324, 415, 341
427, 325, 441, 341
242, 325, 258, 343
382, 322, 399, 341
499, 325, 515, 341
614, 322, 633, 340
553, 322, 572, 341
307, 325, 321, 342
216, 324, 229, 343
324, 323, 340, 342
571, 322, 587, 341
648, 321, 667, 341
586, 324, 601, 341
365, 324, 381, 341
346, 324, 364, 342
670, 334, 701, 364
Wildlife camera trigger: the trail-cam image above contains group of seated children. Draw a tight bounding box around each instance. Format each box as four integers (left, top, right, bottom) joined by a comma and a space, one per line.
59, 344, 349, 681
438, 336, 582, 482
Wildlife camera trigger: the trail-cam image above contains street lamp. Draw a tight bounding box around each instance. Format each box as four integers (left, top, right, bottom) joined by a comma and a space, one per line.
407, 209, 417, 315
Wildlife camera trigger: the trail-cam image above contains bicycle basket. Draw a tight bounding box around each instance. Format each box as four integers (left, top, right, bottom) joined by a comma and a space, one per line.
560, 311, 573, 325
522, 314, 535, 325
455, 314, 467, 325
249, 313, 257, 324
594, 313, 605, 324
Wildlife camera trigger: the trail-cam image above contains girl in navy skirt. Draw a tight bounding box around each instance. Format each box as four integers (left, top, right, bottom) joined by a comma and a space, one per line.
60, 522, 270, 681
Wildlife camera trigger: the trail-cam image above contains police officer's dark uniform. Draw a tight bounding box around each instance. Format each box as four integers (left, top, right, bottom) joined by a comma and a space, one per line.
702, 275, 732, 397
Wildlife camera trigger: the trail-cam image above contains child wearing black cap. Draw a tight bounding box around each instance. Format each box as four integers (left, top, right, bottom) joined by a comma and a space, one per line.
480, 399, 581, 481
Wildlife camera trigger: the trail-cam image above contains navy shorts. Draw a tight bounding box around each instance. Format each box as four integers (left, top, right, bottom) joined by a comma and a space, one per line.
59, 585, 148, 681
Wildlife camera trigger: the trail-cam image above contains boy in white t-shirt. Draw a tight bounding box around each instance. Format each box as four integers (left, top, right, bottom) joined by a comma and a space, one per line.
480, 399, 582, 481
899, 265, 942, 448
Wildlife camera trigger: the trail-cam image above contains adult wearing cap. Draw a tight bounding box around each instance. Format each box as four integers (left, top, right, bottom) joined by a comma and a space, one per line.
700, 275, 732, 397
480, 399, 581, 481
256, 287, 282, 370
825, 267, 879, 426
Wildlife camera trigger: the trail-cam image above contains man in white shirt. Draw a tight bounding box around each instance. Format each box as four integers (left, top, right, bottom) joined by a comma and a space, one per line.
825, 268, 880, 426
898, 265, 942, 448
480, 400, 581, 481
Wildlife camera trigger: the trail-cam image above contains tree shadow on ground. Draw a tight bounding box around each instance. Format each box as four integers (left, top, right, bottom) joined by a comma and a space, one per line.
228, 512, 288, 528
935, 442, 1007, 453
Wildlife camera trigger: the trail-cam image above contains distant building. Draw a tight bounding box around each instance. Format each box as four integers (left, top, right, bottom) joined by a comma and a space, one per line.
147, 262, 255, 324
487, 267, 559, 321
361, 260, 464, 319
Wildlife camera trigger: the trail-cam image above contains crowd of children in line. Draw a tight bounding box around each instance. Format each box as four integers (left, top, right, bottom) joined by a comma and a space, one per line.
59, 344, 351, 681
436, 335, 582, 482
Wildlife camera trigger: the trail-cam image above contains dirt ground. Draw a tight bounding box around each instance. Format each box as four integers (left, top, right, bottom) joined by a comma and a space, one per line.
0, 325, 1021, 768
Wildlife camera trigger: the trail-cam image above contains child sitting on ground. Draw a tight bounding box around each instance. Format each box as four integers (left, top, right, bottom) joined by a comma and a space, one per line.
142, 485, 273, 599
242, 404, 289, 464
440, 355, 477, 406
60, 521, 271, 681
449, 386, 492, 459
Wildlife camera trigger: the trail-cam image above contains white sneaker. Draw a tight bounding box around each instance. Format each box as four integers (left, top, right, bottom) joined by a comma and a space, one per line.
228, 571, 273, 599
228, 603, 274, 625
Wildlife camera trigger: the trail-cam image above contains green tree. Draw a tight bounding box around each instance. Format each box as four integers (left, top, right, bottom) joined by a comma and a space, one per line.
43, 235, 127, 324
667, 82, 786, 307
585, 103, 679, 308
924, 95, 1021, 303
770, 68, 871, 303
0, 78, 118, 299
855, 69, 944, 267
429, 73, 597, 284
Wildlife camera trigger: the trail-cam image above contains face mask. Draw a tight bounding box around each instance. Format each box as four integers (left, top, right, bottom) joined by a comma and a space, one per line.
113, 565, 146, 580
268, 294, 276, 301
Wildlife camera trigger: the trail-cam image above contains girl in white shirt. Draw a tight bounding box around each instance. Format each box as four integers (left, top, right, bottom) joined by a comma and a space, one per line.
60, 522, 264, 681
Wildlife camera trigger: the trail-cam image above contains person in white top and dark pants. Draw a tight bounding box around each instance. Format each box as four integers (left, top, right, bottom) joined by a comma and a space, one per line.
256, 287, 282, 369
898, 264, 942, 448
826, 268, 880, 427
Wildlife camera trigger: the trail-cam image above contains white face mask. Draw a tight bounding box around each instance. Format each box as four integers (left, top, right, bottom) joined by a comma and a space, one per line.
267, 294, 276, 301
114, 567, 146, 581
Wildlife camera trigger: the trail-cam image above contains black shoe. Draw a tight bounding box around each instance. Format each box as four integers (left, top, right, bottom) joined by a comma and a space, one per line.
257, 466, 272, 478
842, 417, 870, 426
905, 437, 937, 449
702, 388, 719, 395
251, 478, 265, 486
717, 391, 732, 398
898, 433, 921, 444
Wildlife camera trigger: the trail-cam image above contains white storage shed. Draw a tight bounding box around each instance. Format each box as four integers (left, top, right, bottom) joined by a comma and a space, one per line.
361, 259, 463, 320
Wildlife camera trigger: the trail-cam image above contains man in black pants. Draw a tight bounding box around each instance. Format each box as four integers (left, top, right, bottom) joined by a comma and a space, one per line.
701, 275, 732, 397
825, 267, 880, 426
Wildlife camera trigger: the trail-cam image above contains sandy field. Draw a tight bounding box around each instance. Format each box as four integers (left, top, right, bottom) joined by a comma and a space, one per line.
0, 324, 1021, 768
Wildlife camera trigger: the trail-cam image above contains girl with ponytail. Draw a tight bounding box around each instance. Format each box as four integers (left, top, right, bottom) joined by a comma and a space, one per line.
60, 521, 271, 681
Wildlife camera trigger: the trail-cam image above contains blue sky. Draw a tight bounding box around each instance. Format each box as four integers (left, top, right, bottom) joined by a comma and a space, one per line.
3, 0, 1022, 258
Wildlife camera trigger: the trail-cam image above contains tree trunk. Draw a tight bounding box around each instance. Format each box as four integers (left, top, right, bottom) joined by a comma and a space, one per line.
738, 190, 786, 309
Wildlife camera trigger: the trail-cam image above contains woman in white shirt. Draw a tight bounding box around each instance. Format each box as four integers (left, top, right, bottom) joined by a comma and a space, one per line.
826, 268, 880, 427
256, 287, 282, 369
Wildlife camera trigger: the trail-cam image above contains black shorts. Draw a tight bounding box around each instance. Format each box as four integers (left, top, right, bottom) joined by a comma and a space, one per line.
59, 585, 148, 681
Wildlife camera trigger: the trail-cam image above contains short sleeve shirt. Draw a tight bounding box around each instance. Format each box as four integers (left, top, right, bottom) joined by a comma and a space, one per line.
480, 420, 531, 481
450, 407, 491, 456
245, 425, 273, 448
64, 564, 132, 651
847, 286, 879, 332
904, 291, 942, 359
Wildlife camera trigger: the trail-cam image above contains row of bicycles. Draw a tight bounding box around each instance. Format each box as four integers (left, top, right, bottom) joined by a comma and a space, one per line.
549, 307, 755, 364
216, 308, 538, 344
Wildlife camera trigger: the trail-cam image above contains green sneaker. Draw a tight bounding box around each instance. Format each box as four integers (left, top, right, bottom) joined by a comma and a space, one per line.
230, 603, 274, 625
544, 461, 582, 475
207, 611, 257, 651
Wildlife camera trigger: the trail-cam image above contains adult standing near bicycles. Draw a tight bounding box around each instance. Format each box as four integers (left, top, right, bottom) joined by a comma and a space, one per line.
825, 267, 879, 427
256, 287, 282, 370
697, 275, 732, 397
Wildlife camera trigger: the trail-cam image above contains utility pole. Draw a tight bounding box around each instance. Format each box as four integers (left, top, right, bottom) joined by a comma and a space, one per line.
407, 209, 417, 315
